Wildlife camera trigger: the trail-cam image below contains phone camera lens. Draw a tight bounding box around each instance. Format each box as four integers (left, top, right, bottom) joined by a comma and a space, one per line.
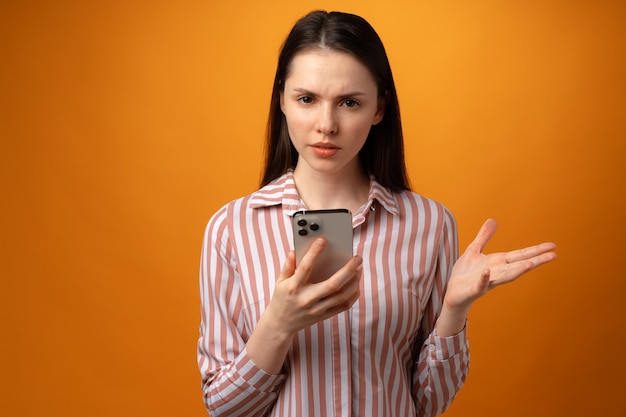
298, 229, 308, 236
297, 219, 307, 227
309, 223, 319, 231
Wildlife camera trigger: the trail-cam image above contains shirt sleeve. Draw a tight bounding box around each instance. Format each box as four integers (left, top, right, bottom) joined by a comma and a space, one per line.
197, 205, 286, 416
412, 207, 470, 417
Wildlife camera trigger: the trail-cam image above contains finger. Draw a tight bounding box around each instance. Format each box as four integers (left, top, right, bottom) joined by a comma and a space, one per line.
305, 256, 362, 315
466, 218, 498, 254
308, 255, 361, 296
489, 261, 537, 287
312, 267, 362, 316
504, 242, 557, 264
277, 250, 296, 283
523, 251, 558, 269
320, 255, 363, 293
490, 252, 557, 287
318, 286, 361, 318
292, 238, 327, 286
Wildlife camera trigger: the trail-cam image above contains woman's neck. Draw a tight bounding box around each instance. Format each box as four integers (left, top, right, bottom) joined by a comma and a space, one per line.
292, 164, 370, 215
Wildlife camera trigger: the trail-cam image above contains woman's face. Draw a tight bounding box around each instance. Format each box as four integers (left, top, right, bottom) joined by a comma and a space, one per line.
280, 49, 384, 178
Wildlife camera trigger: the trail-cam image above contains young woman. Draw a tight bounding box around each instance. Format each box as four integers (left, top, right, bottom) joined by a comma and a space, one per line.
198, 10, 556, 417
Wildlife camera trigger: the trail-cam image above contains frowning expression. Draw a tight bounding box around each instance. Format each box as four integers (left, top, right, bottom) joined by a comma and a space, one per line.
280, 49, 385, 177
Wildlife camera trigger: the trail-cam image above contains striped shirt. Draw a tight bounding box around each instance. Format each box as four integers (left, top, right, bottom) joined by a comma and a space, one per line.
198, 170, 469, 417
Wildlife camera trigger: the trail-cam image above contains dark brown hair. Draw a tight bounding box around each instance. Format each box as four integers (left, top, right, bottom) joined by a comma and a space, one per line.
261, 10, 410, 192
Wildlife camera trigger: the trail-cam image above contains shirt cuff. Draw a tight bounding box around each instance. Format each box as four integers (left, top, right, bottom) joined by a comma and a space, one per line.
427, 322, 469, 361
226, 347, 287, 394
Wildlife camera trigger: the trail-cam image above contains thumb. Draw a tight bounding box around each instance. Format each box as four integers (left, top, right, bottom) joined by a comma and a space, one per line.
467, 218, 498, 254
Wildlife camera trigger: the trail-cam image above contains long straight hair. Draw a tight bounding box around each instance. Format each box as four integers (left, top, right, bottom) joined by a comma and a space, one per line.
260, 10, 411, 192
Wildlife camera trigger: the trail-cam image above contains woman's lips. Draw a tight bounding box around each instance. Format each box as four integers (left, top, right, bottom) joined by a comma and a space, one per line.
311, 143, 339, 158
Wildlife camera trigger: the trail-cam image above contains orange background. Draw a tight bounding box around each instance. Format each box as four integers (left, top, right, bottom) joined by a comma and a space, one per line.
1, 1, 625, 416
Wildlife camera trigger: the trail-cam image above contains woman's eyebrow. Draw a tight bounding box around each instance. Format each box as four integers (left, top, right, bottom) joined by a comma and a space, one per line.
290, 87, 367, 97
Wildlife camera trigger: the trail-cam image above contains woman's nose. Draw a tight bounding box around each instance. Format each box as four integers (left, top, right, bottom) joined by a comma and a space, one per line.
315, 104, 338, 135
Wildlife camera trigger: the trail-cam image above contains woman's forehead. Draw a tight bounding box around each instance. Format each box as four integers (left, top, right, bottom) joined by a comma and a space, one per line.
284, 49, 377, 92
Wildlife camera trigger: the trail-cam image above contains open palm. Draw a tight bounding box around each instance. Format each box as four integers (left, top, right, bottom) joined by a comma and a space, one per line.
445, 219, 558, 311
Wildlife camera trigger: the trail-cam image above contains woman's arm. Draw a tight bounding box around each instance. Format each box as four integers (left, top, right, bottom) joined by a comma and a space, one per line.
199, 212, 362, 416
198, 209, 286, 417
413, 209, 468, 417
413, 216, 556, 416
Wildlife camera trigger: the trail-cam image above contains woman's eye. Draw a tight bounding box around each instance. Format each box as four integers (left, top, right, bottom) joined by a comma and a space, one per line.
298, 96, 313, 104
343, 99, 359, 108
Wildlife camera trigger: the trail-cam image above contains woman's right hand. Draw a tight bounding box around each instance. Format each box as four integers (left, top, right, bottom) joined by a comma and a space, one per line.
245, 238, 362, 374
269, 238, 362, 336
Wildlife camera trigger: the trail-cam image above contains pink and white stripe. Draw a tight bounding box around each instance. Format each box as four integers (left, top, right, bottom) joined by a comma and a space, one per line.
198, 170, 469, 417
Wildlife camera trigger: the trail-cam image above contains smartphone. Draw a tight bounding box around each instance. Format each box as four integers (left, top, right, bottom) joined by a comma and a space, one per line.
292, 209, 353, 283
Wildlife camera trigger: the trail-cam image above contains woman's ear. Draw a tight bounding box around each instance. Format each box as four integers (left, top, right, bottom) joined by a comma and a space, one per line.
280, 92, 285, 114
372, 91, 389, 125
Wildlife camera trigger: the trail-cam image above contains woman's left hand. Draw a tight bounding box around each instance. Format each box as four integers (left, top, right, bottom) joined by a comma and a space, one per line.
436, 218, 557, 336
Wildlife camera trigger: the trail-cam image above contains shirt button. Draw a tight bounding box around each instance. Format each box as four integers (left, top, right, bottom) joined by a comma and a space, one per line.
428, 344, 436, 352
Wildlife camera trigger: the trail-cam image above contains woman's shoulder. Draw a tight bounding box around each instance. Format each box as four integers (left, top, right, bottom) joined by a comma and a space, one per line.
393, 189, 456, 221
206, 192, 257, 224
205, 173, 294, 226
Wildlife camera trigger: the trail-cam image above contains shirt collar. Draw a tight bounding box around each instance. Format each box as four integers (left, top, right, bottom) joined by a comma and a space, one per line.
249, 170, 303, 214
248, 169, 401, 217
